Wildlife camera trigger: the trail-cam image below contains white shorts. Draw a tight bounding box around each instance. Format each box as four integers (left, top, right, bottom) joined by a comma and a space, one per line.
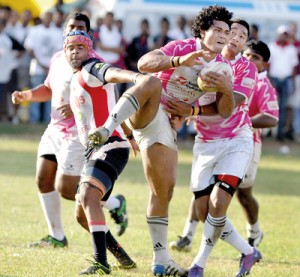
239, 141, 261, 189
125, 104, 177, 152
38, 126, 85, 176
190, 137, 253, 192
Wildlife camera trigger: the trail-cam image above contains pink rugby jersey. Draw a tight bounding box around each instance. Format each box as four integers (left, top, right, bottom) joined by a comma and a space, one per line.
249, 71, 279, 143
69, 60, 125, 146
44, 50, 102, 139
195, 53, 257, 141
158, 38, 230, 108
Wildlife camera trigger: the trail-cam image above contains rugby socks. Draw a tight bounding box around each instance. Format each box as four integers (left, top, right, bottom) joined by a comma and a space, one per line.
147, 216, 171, 264
38, 191, 65, 241
221, 218, 253, 255
192, 214, 226, 268
183, 219, 199, 242
104, 93, 140, 136
246, 221, 261, 239
89, 221, 108, 267
103, 195, 120, 211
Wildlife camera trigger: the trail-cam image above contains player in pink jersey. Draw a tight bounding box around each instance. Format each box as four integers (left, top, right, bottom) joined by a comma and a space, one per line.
11, 13, 135, 269
237, 39, 279, 247
87, 5, 236, 276
166, 19, 262, 277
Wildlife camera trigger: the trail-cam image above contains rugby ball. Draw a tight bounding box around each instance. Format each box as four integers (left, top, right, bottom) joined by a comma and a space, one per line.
197, 61, 233, 92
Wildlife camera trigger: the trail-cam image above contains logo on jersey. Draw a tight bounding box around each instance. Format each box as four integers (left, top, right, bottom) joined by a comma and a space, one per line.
267, 100, 279, 111
241, 77, 256, 89
176, 76, 188, 85
94, 62, 106, 70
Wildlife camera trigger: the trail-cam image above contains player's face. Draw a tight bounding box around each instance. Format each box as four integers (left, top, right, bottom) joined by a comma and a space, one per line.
64, 19, 88, 36
201, 20, 231, 54
65, 43, 88, 70
243, 48, 266, 73
226, 23, 248, 55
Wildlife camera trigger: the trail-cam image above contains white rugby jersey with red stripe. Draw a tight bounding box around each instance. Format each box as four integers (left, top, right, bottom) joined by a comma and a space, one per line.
44, 50, 102, 139
195, 53, 257, 141
69, 60, 125, 146
249, 70, 279, 143
158, 38, 231, 108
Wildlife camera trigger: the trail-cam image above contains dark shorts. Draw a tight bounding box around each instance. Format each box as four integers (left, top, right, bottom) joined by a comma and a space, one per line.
81, 137, 129, 201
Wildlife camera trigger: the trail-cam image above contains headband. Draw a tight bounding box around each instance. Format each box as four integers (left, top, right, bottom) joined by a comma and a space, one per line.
64, 30, 95, 59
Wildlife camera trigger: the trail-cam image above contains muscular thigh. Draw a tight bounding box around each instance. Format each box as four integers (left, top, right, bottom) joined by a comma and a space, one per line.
141, 143, 177, 197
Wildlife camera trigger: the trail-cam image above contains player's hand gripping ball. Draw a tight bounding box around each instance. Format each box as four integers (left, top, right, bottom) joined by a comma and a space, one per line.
197, 61, 233, 92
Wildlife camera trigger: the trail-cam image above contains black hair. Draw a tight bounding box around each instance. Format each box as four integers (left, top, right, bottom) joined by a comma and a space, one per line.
251, 23, 259, 32
64, 12, 90, 32
231, 18, 250, 39
191, 5, 233, 38
244, 39, 271, 62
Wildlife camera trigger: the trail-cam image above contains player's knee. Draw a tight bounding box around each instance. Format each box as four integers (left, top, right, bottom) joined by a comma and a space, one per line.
56, 183, 76, 200
36, 176, 54, 192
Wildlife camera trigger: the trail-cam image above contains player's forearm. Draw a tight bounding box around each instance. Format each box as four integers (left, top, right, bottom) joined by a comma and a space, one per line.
251, 114, 278, 128
29, 84, 52, 102
138, 50, 179, 73
216, 92, 235, 118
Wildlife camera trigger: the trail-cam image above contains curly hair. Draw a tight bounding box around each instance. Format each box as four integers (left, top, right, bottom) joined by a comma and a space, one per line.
191, 5, 233, 38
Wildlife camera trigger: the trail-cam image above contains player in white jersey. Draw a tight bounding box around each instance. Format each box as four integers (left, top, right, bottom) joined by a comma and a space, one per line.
11, 12, 135, 269
63, 30, 156, 275
87, 5, 235, 277
166, 19, 262, 277
237, 40, 279, 247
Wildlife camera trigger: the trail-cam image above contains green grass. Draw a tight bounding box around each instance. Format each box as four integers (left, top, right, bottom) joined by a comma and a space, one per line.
0, 123, 300, 276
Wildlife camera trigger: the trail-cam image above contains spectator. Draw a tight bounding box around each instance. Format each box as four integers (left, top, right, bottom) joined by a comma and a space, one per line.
95, 12, 126, 68
126, 18, 152, 72
268, 25, 299, 141
249, 23, 259, 40
168, 15, 188, 40
24, 11, 62, 124
0, 17, 24, 122
95, 12, 127, 96
153, 17, 172, 49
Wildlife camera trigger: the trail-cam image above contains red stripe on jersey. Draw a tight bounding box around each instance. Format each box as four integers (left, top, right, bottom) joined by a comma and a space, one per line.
217, 174, 240, 188
78, 72, 121, 138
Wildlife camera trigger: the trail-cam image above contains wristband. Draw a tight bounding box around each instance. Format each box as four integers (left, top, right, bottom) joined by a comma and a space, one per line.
190, 106, 195, 116
177, 56, 181, 66
171, 56, 175, 67
198, 106, 203, 115
126, 133, 134, 140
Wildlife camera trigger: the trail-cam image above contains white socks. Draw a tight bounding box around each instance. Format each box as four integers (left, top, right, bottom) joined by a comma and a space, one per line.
221, 218, 253, 255
38, 191, 65, 241
103, 195, 120, 211
246, 221, 261, 239
183, 219, 199, 241
104, 93, 140, 136
192, 214, 226, 268
147, 216, 171, 264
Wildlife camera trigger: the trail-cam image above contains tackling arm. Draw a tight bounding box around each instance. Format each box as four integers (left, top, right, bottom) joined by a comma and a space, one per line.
11, 84, 52, 104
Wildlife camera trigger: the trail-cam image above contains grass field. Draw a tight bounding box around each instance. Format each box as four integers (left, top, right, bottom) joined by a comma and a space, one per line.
0, 123, 300, 277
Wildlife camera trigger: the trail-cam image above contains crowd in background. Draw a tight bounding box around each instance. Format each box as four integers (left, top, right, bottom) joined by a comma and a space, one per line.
1, 4, 300, 143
